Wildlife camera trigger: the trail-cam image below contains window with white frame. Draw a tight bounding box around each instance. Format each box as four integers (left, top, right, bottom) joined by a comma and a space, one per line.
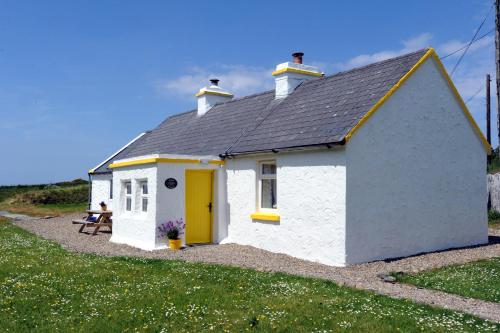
124, 181, 132, 211
258, 161, 277, 210
140, 180, 148, 212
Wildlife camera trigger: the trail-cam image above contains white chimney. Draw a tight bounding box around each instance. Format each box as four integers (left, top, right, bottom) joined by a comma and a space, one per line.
273, 52, 323, 99
196, 79, 233, 116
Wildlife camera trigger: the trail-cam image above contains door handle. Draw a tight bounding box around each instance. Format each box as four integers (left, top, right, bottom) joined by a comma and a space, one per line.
208, 202, 212, 213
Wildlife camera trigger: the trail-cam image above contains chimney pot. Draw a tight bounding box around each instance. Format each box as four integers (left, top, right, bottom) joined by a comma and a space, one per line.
272, 51, 322, 99
209, 78, 219, 86
292, 52, 304, 64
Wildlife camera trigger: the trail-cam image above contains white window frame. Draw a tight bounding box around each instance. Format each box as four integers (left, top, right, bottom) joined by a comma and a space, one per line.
124, 181, 132, 212
140, 180, 148, 212
257, 161, 277, 211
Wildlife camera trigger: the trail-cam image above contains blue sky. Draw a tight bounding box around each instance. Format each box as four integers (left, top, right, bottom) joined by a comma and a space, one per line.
0, 0, 496, 185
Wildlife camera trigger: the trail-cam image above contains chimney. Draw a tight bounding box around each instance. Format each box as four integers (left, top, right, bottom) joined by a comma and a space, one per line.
196, 78, 233, 116
273, 52, 323, 99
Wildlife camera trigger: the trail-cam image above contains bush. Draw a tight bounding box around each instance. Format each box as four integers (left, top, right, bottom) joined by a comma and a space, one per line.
11, 185, 89, 205
488, 210, 500, 222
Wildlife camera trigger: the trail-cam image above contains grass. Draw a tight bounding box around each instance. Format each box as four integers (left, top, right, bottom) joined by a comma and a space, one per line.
0, 221, 498, 332
0, 179, 88, 217
0, 202, 87, 217
394, 258, 500, 303
488, 210, 500, 227
0, 179, 87, 203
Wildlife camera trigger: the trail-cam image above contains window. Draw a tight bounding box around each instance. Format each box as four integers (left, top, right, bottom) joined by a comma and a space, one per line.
259, 162, 277, 209
140, 181, 148, 212
125, 181, 132, 211
109, 179, 113, 199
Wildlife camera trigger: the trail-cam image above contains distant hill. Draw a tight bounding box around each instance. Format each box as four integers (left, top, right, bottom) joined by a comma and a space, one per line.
0, 179, 89, 204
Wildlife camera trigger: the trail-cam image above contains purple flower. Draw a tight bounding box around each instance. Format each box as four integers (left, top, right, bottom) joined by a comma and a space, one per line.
157, 219, 185, 240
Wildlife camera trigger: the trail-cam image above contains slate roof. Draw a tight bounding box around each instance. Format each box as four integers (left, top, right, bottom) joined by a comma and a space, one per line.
91, 131, 152, 174
114, 48, 429, 161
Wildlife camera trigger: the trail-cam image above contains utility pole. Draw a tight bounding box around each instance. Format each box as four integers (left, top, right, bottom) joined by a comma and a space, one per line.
487, 74, 492, 164
496, 0, 500, 152
487, 74, 492, 145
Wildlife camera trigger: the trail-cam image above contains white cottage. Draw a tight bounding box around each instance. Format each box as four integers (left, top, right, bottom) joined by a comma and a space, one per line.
88, 48, 490, 266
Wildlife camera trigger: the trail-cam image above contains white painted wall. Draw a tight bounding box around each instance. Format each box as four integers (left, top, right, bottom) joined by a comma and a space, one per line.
155, 162, 227, 248
90, 173, 113, 211
110, 165, 158, 250
225, 149, 347, 266
345, 57, 488, 264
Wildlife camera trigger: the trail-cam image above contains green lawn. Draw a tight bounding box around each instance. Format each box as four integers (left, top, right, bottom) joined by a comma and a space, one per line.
0, 221, 498, 332
395, 258, 500, 304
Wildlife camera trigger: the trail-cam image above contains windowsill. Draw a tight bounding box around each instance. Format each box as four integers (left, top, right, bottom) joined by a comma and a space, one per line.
250, 211, 280, 222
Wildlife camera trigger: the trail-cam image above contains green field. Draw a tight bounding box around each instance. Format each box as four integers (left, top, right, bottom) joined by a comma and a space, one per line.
395, 258, 500, 303
0, 179, 88, 216
0, 220, 498, 332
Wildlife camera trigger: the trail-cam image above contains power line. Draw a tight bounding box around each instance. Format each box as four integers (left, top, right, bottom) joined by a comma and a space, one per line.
450, 4, 494, 77
465, 85, 485, 104
440, 28, 494, 60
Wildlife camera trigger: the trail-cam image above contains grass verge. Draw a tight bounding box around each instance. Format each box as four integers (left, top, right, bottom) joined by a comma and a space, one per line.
0, 220, 498, 332
394, 258, 500, 303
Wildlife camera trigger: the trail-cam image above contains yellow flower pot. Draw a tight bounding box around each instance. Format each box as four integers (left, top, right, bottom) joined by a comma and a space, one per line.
101, 205, 107, 211
169, 239, 182, 250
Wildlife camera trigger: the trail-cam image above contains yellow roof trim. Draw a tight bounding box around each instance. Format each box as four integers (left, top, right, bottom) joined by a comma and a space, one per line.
88, 169, 95, 174
250, 212, 280, 222
195, 90, 234, 98
430, 51, 492, 155
272, 67, 324, 77
344, 48, 491, 155
109, 157, 225, 169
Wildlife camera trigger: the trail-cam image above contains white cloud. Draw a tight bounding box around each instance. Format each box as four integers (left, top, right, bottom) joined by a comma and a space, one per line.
337, 33, 433, 70
156, 65, 274, 98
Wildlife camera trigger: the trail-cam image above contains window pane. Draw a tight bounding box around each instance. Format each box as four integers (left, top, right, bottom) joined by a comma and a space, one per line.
110, 180, 113, 199
142, 182, 148, 195
126, 182, 131, 195
126, 197, 132, 211
142, 198, 148, 212
261, 179, 277, 209
262, 164, 276, 175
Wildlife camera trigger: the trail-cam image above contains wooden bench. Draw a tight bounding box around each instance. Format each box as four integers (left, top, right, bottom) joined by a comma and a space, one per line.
72, 210, 112, 235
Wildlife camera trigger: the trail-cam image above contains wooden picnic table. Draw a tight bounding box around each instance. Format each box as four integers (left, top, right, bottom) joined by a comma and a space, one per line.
72, 210, 112, 235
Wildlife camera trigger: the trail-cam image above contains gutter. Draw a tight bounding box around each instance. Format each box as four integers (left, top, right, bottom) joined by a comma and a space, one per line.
219, 139, 346, 159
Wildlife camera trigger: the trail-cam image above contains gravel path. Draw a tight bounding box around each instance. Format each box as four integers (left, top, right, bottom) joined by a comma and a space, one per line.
13, 214, 500, 322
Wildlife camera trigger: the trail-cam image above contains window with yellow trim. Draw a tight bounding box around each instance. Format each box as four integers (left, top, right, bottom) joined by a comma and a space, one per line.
258, 161, 277, 210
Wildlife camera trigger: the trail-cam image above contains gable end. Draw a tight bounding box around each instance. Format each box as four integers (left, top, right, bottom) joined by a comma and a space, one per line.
344, 48, 492, 155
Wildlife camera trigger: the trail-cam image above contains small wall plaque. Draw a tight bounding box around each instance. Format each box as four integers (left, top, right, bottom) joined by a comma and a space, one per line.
165, 178, 178, 189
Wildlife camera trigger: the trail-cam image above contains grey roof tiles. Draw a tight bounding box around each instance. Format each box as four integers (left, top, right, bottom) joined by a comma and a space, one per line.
104, 48, 428, 164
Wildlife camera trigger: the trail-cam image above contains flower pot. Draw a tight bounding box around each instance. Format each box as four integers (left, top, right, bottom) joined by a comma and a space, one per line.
101, 205, 107, 211
169, 239, 182, 250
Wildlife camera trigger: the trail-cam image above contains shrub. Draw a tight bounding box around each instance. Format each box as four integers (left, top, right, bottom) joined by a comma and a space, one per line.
11, 185, 89, 205
488, 210, 500, 222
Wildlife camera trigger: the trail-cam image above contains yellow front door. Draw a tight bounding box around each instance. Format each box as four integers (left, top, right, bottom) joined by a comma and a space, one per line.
185, 170, 213, 244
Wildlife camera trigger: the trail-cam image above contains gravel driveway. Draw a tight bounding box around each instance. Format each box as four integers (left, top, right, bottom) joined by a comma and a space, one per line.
13, 214, 500, 322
